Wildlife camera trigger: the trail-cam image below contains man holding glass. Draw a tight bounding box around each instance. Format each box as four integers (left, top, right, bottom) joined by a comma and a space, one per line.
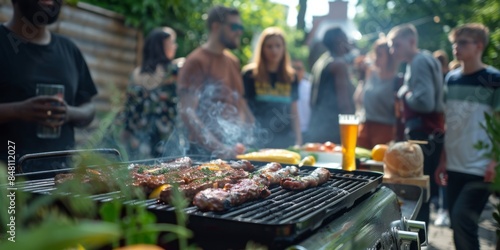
0, 0, 97, 167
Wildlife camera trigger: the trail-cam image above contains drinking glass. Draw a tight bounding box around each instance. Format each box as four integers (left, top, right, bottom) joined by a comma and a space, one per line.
36, 84, 64, 139
339, 114, 359, 171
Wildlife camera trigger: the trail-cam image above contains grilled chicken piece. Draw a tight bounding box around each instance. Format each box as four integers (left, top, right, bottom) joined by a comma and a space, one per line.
193, 177, 271, 211
133, 158, 251, 192
129, 156, 193, 175
280, 168, 331, 190
54, 168, 118, 193
54, 169, 106, 185
228, 160, 255, 172
260, 166, 299, 185
192, 165, 299, 211
255, 162, 282, 174
159, 168, 250, 203
131, 157, 195, 193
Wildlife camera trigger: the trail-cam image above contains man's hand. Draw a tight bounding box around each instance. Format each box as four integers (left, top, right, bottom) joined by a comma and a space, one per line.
18, 95, 67, 127
434, 161, 448, 186
484, 161, 497, 183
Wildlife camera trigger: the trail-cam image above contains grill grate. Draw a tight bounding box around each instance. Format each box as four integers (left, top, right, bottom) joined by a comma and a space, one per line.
15, 165, 383, 246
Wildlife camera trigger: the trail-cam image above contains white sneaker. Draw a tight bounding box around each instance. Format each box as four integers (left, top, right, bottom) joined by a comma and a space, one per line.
434, 209, 450, 227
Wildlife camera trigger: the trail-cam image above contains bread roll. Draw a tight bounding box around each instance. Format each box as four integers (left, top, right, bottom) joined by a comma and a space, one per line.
383, 142, 423, 178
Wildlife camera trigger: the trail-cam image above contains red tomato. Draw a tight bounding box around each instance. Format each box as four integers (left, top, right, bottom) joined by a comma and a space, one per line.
303, 143, 321, 151
323, 141, 336, 151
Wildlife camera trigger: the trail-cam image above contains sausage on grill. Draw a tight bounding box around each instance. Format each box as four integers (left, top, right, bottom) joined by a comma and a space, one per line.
280, 168, 331, 191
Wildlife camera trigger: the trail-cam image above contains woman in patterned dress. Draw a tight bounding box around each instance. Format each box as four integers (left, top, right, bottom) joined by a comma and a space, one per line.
120, 27, 182, 160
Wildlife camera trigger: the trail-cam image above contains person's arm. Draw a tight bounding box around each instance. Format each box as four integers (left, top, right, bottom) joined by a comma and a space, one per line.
178, 92, 226, 151
404, 56, 441, 113
353, 67, 371, 112
0, 96, 65, 126
435, 146, 447, 186
329, 61, 355, 114
67, 102, 95, 127
0, 102, 23, 124
291, 101, 302, 146
240, 70, 256, 124
70, 46, 98, 128
239, 98, 255, 124
484, 160, 496, 183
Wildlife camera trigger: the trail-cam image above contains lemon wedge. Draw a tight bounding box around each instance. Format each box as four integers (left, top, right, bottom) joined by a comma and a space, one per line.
149, 184, 170, 199
299, 155, 316, 167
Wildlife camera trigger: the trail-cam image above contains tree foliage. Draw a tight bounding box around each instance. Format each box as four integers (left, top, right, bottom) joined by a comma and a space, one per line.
354, 0, 499, 69
79, 0, 310, 65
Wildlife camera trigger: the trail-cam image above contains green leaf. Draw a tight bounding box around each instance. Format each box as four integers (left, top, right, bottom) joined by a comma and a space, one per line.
0, 221, 120, 250
99, 201, 122, 223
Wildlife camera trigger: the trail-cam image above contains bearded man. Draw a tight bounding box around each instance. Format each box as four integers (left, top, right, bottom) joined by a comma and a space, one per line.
177, 5, 254, 158
0, 0, 98, 170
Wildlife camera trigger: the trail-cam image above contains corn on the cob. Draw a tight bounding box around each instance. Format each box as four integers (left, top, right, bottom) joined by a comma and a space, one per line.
258, 149, 301, 162
236, 149, 300, 165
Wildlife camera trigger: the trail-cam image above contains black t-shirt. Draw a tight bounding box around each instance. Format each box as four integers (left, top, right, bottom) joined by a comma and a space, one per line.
243, 68, 299, 148
0, 25, 98, 163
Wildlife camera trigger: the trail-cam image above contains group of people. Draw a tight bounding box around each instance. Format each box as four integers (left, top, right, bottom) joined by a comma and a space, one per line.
121, 6, 309, 160
0, 1, 499, 250
351, 22, 499, 250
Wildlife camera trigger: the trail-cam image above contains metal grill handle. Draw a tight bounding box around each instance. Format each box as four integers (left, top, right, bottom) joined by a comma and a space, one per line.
17, 148, 121, 173
406, 219, 427, 247
394, 229, 420, 250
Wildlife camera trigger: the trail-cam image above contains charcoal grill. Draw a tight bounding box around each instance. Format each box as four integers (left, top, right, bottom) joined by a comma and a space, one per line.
12, 150, 426, 249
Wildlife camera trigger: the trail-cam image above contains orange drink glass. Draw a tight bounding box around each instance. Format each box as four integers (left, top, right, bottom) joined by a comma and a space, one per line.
339, 114, 359, 171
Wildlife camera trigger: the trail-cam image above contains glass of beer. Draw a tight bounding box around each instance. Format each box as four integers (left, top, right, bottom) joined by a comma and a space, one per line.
339, 114, 359, 171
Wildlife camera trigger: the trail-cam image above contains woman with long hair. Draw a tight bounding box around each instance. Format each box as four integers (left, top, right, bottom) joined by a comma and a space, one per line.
354, 37, 398, 149
242, 27, 301, 148
120, 27, 182, 160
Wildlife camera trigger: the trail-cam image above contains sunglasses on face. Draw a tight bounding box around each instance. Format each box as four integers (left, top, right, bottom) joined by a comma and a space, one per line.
226, 22, 244, 32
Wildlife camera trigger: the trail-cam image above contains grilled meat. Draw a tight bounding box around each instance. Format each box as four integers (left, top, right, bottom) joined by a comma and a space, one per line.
191, 165, 299, 211
280, 168, 331, 190
254, 162, 282, 174
228, 160, 255, 172
54, 168, 119, 193
129, 156, 193, 175
130, 157, 194, 193
54, 168, 107, 185
159, 166, 250, 203
193, 177, 271, 211
259, 166, 299, 185
133, 158, 255, 193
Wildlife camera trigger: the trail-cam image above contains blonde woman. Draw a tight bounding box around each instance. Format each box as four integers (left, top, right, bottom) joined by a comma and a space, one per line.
242, 27, 301, 148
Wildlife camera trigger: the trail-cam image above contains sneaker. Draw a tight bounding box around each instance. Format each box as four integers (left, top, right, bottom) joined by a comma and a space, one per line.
434, 209, 450, 227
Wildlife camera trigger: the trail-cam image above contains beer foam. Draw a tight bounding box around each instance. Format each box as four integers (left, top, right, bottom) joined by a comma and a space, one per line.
339, 120, 359, 125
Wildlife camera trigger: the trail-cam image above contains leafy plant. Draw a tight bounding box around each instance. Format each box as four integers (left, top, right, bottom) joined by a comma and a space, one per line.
474, 112, 500, 238
0, 151, 195, 249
